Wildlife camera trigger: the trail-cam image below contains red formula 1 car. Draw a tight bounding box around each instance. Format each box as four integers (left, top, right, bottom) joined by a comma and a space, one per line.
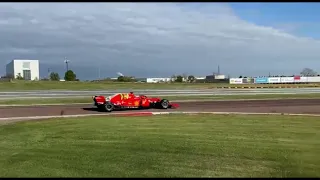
92, 92, 179, 112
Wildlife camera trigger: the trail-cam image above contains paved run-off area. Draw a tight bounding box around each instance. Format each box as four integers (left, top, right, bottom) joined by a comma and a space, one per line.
1, 88, 320, 99
1, 99, 320, 120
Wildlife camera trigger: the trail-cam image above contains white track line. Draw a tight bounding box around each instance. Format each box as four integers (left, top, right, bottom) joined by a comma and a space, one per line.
0, 113, 125, 121
1, 111, 320, 122
151, 111, 320, 117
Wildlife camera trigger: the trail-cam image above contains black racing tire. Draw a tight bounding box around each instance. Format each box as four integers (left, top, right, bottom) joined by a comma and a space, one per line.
99, 101, 114, 112
159, 99, 169, 109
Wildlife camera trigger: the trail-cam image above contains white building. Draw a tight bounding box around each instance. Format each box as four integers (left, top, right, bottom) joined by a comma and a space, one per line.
6, 59, 40, 80
146, 77, 173, 83
195, 76, 206, 80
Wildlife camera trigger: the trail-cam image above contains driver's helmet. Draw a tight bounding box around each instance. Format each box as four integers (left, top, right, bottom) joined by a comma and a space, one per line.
140, 95, 147, 99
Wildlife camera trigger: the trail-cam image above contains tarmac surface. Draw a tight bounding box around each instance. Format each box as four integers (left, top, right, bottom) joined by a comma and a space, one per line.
1, 88, 320, 99
1, 99, 320, 119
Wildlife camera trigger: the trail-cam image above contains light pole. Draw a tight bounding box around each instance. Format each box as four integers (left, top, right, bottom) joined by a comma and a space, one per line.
48, 68, 50, 80
64, 57, 70, 71
98, 67, 101, 80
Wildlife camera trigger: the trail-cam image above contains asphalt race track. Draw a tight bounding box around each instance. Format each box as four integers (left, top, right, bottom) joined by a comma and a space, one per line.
1, 88, 320, 99
1, 99, 320, 120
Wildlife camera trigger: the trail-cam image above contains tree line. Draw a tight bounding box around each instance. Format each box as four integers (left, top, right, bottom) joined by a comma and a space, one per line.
2, 70, 78, 81
48, 70, 78, 81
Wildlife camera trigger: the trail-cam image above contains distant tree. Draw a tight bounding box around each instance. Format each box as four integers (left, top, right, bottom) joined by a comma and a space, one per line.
64, 70, 76, 81
16, 73, 24, 80
300, 68, 317, 76
170, 75, 177, 82
50, 72, 60, 81
117, 76, 136, 82
117, 76, 125, 82
175, 75, 183, 83
239, 75, 243, 78
187, 75, 195, 83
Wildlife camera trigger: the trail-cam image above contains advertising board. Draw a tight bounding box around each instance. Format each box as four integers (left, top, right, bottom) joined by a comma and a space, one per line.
267, 77, 280, 83
242, 78, 254, 84
280, 77, 294, 83
304, 76, 320, 83
299, 77, 308, 83
293, 76, 301, 83
229, 78, 243, 84
254, 77, 268, 84
231, 76, 320, 84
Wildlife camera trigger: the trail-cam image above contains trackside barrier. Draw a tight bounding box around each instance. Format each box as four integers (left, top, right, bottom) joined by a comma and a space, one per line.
254, 78, 268, 84
229, 78, 243, 84
229, 76, 320, 84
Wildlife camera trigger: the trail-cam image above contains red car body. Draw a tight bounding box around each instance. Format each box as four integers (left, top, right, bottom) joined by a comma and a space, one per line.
93, 92, 179, 112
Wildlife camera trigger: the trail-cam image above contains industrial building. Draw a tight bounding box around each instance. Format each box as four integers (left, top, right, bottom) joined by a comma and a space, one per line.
146, 77, 173, 83
205, 74, 226, 80
6, 59, 40, 80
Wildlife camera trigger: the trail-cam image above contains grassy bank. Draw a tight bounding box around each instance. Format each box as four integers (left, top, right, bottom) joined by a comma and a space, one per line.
0, 114, 319, 177
1, 93, 320, 105
1, 81, 320, 91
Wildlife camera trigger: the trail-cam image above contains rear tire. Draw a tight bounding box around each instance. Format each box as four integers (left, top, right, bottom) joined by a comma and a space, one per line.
99, 101, 114, 112
159, 99, 169, 109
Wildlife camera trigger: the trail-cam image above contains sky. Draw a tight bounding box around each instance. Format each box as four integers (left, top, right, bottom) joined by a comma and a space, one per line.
0, 2, 320, 80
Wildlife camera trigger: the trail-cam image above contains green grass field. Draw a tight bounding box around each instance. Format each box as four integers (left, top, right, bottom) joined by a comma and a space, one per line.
1, 81, 320, 91
1, 93, 320, 105
0, 114, 319, 177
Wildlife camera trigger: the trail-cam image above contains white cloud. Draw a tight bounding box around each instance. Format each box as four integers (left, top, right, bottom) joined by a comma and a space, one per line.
0, 3, 319, 79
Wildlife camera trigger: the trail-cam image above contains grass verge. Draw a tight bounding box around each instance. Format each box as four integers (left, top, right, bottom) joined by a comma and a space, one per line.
0, 114, 319, 177
1, 81, 320, 91
1, 93, 320, 105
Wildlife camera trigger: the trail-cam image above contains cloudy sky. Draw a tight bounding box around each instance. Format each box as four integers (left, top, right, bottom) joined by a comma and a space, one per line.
0, 3, 320, 80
